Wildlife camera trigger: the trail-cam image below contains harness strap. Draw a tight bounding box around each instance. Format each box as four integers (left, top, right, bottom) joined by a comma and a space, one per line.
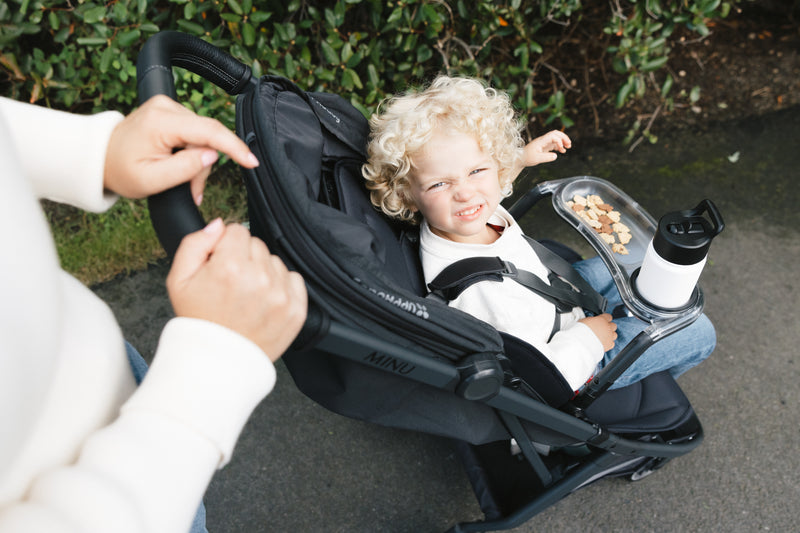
426, 239, 607, 338
522, 236, 607, 316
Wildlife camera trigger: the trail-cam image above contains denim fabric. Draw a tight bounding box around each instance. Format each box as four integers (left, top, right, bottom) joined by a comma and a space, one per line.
124, 342, 210, 533
572, 257, 716, 390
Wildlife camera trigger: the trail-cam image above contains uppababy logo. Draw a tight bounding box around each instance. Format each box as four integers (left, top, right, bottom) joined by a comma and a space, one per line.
363, 352, 416, 375
369, 288, 430, 319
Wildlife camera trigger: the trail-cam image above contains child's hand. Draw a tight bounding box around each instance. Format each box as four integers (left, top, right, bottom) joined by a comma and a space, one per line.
579, 313, 618, 352
523, 130, 572, 167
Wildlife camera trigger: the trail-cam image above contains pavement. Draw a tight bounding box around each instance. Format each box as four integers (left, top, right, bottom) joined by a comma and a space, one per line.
93, 105, 800, 532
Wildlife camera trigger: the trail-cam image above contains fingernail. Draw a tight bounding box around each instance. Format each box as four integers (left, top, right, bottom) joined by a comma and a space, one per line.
245, 152, 259, 167
201, 150, 219, 168
194, 193, 203, 206
203, 217, 223, 234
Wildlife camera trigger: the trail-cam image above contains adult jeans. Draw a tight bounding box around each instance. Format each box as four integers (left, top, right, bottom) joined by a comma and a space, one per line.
572, 256, 716, 390
125, 342, 210, 533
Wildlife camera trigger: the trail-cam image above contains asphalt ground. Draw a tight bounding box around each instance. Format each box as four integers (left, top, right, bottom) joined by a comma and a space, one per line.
93, 105, 800, 532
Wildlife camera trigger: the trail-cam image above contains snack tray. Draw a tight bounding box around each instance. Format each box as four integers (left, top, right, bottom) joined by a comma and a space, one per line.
544, 176, 703, 323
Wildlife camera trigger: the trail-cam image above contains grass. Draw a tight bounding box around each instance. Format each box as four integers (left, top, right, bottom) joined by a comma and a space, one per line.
45, 165, 249, 286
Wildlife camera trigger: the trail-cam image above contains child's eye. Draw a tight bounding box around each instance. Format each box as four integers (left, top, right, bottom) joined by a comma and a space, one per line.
427, 182, 445, 191
469, 168, 485, 176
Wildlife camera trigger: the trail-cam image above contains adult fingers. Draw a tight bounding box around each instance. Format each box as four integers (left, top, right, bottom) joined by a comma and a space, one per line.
207, 223, 253, 263
141, 147, 216, 200
156, 100, 259, 169
167, 218, 225, 289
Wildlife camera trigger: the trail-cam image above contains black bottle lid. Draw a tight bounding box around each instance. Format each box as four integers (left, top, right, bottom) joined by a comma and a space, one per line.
653, 199, 725, 265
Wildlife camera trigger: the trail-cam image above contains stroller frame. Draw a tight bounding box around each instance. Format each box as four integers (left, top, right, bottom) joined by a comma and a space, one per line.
137, 32, 706, 532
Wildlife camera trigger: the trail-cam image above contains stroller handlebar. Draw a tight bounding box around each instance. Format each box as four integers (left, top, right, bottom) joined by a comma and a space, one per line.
137, 30, 253, 103
136, 31, 254, 257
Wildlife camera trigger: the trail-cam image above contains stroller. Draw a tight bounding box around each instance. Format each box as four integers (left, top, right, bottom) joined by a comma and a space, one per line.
138, 32, 707, 532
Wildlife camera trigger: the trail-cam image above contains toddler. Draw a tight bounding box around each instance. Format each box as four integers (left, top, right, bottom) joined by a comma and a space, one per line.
362, 76, 714, 391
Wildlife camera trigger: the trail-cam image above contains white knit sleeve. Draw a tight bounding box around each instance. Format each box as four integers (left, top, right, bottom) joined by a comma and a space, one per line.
0, 97, 122, 212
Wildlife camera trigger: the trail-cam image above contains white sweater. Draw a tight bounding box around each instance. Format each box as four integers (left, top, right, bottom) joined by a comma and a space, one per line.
0, 98, 276, 533
419, 206, 603, 390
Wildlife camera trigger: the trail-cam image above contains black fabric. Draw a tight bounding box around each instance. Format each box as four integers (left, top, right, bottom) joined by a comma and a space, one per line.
584, 371, 696, 433
500, 333, 574, 407
330, 158, 426, 295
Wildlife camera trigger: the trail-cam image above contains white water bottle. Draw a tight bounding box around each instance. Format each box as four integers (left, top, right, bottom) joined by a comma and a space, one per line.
635, 200, 724, 309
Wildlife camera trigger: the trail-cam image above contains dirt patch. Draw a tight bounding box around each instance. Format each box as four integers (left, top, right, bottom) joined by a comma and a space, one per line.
529, 2, 800, 146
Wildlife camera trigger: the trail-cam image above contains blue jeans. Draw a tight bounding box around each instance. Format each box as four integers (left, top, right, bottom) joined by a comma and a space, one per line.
125, 343, 210, 533
572, 257, 716, 390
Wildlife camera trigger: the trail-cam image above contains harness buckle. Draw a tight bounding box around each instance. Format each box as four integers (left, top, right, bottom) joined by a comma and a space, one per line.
499, 259, 518, 278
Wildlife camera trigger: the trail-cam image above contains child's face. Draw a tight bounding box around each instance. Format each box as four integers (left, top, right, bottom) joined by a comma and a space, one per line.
406, 130, 502, 244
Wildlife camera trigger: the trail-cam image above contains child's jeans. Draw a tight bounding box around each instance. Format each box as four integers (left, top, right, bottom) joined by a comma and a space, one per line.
572, 256, 716, 390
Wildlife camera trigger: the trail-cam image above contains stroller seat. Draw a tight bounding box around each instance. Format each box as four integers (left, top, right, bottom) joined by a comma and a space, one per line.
137, 32, 706, 533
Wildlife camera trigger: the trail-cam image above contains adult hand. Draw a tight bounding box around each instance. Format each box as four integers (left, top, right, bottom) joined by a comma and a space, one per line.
166, 220, 308, 361
579, 313, 618, 352
103, 95, 259, 205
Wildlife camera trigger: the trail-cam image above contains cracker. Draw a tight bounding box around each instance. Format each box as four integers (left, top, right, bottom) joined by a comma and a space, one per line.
612, 243, 629, 255
567, 192, 632, 255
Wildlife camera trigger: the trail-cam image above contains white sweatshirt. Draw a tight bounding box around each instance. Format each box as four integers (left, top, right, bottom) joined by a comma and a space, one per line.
419, 206, 603, 390
0, 97, 276, 533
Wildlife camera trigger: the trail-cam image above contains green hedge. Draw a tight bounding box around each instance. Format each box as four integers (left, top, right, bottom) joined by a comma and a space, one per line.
1, 0, 738, 135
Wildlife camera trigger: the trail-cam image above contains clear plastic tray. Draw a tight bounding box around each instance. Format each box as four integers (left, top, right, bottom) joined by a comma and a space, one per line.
552, 176, 656, 274
545, 176, 703, 324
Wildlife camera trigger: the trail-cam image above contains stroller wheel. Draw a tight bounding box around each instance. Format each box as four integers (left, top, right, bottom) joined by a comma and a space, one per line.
629, 457, 670, 481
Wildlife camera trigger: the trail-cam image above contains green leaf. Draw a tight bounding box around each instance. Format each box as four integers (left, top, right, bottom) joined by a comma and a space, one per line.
641, 55, 668, 71
184, 3, 196, 19
250, 11, 272, 23
342, 68, 362, 89
228, 0, 243, 16
320, 40, 339, 65
117, 29, 141, 48
386, 7, 403, 25
274, 23, 289, 42
689, 86, 701, 103
367, 63, 379, 86
242, 22, 255, 46
661, 74, 673, 98
99, 46, 113, 73
48, 11, 59, 31
177, 20, 205, 35
616, 79, 634, 108
416, 46, 432, 63
82, 5, 106, 24
340, 42, 353, 63
76, 37, 107, 46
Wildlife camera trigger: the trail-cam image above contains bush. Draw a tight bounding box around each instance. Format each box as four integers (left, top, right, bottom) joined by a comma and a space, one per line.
1, 0, 740, 137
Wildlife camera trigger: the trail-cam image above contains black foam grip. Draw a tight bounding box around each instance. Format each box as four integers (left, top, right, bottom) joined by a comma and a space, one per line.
136, 31, 251, 257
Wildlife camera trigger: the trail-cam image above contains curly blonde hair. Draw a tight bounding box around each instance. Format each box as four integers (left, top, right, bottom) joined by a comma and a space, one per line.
362, 76, 525, 223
